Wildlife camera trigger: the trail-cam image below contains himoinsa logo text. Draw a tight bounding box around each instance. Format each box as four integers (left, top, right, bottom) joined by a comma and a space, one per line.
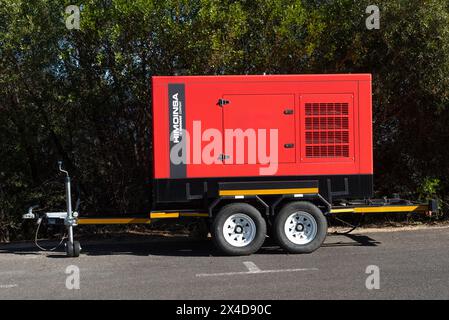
171, 91, 183, 144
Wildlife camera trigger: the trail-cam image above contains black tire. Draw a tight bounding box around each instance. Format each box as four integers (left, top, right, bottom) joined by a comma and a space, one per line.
73, 241, 81, 257
212, 203, 267, 256
66, 241, 74, 257
274, 201, 327, 254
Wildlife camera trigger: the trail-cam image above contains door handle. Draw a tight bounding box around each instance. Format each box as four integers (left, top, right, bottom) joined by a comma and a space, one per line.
284, 144, 295, 149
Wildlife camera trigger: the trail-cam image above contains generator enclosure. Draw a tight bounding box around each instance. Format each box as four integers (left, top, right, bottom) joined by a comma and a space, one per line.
152, 74, 373, 209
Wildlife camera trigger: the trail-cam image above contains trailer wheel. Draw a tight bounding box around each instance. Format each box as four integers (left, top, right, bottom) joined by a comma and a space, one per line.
65, 241, 74, 257
274, 202, 327, 254
65, 241, 81, 257
212, 203, 266, 256
73, 241, 81, 257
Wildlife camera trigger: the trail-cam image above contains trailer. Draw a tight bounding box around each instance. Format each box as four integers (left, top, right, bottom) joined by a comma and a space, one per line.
23, 74, 438, 257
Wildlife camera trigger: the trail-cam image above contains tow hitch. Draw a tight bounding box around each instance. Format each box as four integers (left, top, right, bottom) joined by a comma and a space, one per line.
23, 161, 81, 257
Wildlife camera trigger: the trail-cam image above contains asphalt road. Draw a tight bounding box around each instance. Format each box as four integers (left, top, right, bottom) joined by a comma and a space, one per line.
1, 227, 449, 300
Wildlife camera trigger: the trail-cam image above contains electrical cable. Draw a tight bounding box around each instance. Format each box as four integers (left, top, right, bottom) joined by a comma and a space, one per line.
331, 214, 365, 235
34, 217, 67, 251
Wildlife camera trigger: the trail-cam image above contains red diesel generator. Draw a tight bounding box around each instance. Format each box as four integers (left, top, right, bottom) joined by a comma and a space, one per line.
24, 74, 437, 257
150, 74, 372, 255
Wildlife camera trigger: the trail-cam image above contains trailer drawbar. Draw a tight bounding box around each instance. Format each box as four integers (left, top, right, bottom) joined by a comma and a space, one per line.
23, 74, 438, 257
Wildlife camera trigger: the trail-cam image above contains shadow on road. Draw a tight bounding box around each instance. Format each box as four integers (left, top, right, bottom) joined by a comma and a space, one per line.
324, 233, 381, 247
0, 232, 380, 258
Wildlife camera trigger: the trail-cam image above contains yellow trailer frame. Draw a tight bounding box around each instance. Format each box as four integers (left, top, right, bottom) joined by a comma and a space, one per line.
76, 204, 432, 226
77, 212, 209, 225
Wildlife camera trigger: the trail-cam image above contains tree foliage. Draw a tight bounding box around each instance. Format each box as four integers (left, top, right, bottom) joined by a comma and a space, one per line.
1, 0, 449, 241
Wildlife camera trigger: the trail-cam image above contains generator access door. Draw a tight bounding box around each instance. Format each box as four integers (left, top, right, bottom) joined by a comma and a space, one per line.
221, 94, 296, 164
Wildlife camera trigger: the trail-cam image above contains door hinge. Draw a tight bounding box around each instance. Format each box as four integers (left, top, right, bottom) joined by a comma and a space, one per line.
217, 99, 230, 107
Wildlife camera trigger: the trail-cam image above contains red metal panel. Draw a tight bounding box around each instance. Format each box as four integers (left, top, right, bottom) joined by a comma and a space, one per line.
152, 77, 170, 179
222, 94, 296, 164
358, 80, 373, 174
151, 74, 373, 179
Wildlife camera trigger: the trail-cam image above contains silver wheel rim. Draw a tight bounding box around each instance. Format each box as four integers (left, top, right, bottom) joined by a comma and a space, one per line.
284, 211, 317, 245
223, 213, 256, 247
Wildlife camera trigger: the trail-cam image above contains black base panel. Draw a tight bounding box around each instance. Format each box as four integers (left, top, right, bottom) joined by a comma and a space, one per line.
153, 174, 373, 211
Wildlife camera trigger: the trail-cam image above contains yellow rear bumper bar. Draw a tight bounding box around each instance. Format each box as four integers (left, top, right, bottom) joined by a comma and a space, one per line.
330, 205, 428, 214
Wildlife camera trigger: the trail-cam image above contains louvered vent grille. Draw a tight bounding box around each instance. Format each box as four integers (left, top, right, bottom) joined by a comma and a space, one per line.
305, 102, 350, 158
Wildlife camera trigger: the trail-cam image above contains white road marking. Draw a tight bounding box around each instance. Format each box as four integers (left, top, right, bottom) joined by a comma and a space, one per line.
0, 284, 18, 289
243, 261, 261, 273
196, 261, 318, 277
